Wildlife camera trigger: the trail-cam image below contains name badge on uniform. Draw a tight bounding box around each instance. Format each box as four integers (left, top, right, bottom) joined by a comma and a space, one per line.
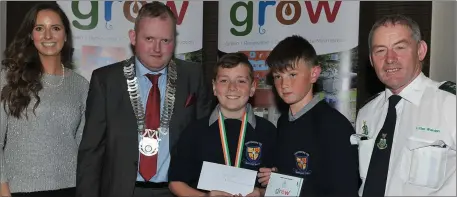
265, 172, 303, 196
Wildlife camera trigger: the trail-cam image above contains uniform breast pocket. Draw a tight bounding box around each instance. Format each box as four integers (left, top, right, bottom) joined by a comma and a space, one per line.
358, 139, 376, 178
400, 137, 456, 189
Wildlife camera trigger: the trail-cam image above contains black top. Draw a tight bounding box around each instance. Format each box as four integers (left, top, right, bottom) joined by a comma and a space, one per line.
273, 100, 360, 197
169, 115, 277, 189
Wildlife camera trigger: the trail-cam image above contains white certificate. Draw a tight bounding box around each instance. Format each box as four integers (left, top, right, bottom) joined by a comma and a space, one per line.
265, 172, 303, 196
197, 161, 257, 195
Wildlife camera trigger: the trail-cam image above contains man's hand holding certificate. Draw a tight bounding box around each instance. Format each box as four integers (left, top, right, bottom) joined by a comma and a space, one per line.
197, 161, 258, 196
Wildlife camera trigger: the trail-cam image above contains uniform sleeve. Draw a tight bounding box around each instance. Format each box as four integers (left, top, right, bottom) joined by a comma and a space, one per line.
260, 122, 277, 169
255, 120, 277, 188
269, 114, 285, 169
0, 69, 8, 183
169, 121, 201, 184
443, 94, 456, 146
319, 112, 360, 197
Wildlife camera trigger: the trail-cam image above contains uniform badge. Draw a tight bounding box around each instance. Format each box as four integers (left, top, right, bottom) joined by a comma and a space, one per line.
244, 141, 262, 166
377, 133, 388, 150
293, 151, 312, 175
362, 121, 369, 135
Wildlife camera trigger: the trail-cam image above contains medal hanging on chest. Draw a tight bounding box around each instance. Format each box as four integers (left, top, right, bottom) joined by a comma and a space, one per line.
139, 129, 160, 156
218, 110, 248, 167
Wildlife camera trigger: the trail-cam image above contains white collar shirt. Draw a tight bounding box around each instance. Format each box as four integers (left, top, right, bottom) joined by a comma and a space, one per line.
354, 73, 456, 196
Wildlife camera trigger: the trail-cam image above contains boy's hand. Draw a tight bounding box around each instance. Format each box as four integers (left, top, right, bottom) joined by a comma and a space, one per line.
257, 167, 277, 187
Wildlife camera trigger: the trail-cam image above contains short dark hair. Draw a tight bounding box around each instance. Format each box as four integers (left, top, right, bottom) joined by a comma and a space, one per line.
368, 14, 421, 52
213, 52, 254, 81
134, 1, 177, 34
266, 35, 318, 73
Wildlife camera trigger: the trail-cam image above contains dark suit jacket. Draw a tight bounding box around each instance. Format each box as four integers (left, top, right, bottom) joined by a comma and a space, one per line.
76, 58, 211, 197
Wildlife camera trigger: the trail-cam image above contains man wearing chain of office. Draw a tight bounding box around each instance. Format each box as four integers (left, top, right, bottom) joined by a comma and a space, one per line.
353, 14, 456, 196
76, 2, 211, 197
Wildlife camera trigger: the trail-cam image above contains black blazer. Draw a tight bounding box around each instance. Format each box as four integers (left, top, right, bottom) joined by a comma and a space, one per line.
76, 58, 211, 197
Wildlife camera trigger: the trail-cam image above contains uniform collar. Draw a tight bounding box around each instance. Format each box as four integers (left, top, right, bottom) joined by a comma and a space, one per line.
209, 103, 256, 129
288, 95, 323, 121
383, 72, 427, 106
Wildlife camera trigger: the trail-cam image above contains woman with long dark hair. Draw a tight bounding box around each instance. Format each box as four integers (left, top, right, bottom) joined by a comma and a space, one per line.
0, 2, 88, 197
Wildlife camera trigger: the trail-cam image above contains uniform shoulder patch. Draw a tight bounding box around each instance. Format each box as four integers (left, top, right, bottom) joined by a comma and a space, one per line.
439, 81, 456, 95
360, 92, 381, 108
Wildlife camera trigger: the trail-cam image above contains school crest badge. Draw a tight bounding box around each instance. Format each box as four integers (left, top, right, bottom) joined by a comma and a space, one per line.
293, 151, 312, 175
244, 141, 262, 166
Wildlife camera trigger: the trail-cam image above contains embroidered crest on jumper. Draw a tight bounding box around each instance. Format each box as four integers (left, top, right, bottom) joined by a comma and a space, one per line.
244, 141, 262, 166
293, 151, 312, 175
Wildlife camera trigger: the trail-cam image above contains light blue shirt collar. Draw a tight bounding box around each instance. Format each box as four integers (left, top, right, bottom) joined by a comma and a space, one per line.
135, 57, 167, 77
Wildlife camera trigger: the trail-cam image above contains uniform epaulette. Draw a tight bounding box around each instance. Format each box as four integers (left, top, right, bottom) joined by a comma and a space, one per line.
360, 92, 381, 108
439, 81, 456, 95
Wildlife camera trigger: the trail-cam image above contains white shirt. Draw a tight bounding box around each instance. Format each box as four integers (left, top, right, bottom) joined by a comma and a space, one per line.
354, 73, 456, 196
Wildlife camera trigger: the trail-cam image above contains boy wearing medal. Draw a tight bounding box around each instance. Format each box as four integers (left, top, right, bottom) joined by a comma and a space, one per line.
168, 52, 277, 197
257, 35, 360, 196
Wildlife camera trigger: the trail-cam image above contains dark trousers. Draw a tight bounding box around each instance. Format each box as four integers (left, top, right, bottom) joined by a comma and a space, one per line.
133, 187, 174, 197
12, 187, 75, 197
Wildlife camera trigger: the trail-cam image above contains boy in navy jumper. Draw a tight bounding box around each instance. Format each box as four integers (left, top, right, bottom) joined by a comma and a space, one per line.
257, 35, 359, 197
169, 52, 277, 197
